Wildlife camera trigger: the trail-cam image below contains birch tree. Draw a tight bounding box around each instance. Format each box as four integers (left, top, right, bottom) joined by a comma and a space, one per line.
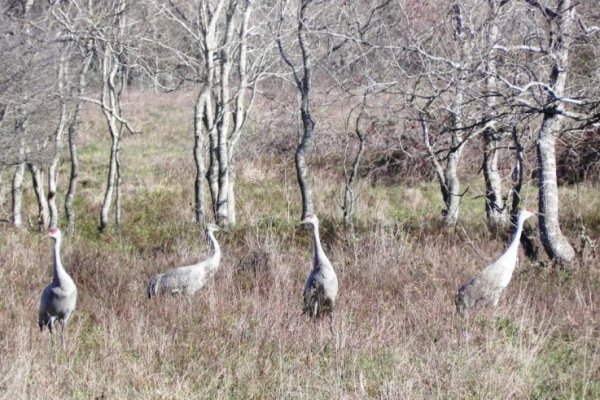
47, 55, 70, 228
155, 0, 265, 227
482, 0, 508, 231
402, 2, 481, 227
276, 0, 318, 220
53, 0, 141, 232
492, 0, 600, 265
529, 0, 576, 265
1, 0, 69, 229
65, 50, 93, 234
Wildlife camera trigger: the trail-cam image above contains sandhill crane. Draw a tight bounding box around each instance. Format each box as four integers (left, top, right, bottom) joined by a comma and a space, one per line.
455, 208, 536, 314
38, 227, 77, 348
147, 224, 221, 298
301, 214, 339, 319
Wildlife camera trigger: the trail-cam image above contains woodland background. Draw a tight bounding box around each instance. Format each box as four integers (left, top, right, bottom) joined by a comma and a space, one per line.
0, 0, 599, 399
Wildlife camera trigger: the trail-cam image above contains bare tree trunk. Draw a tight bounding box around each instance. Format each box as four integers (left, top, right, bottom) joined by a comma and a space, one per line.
207, 104, 219, 217
100, 131, 120, 232
420, 113, 467, 227
537, 123, 574, 265
164, 0, 254, 227
65, 52, 92, 235
28, 163, 49, 230
12, 162, 25, 229
342, 99, 367, 227
443, 149, 463, 226
535, 0, 576, 265
483, 129, 506, 230
114, 137, 122, 229
295, 95, 315, 220
201, 1, 224, 223
438, 3, 471, 227
9, 0, 34, 230
510, 128, 537, 260
482, 0, 507, 231
193, 91, 209, 224
510, 128, 524, 217
277, 0, 316, 220
214, 2, 236, 227
12, 117, 27, 229
217, 0, 254, 228
48, 55, 69, 229
99, 46, 124, 232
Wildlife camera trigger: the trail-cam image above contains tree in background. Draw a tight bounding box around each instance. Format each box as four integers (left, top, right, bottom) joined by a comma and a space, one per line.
52, 0, 141, 233
494, 0, 600, 265
276, 0, 318, 221
399, 2, 483, 227
0, 0, 70, 229
0, 0, 598, 270
153, 0, 267, 228
481, 0, 508, 231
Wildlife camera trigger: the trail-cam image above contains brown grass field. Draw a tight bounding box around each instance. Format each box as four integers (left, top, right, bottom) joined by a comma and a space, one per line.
0, 90, 598, 399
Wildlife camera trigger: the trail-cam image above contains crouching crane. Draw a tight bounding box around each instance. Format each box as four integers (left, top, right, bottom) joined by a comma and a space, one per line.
301, 214, 338, 319
39, 227, 78, 349
455, 208, 535, 314
147, 224, 221, 298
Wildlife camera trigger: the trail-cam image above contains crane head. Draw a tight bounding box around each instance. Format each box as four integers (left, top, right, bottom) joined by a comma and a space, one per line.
300, 213, 319, 227
522, 208, 536, 220
205, 224, 220, 234
48, 227, 62, 240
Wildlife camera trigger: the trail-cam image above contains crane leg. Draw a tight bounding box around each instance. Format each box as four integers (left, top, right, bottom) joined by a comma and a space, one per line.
47, 317, 56, 348
60, 320, 66, 351
329, 312, 336, 337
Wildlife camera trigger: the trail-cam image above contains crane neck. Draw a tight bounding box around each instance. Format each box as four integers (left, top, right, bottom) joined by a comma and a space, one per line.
207, 230, 221, 262
507, 214, 527, 254
52, 236, 67, 285
310, 223, 329, 269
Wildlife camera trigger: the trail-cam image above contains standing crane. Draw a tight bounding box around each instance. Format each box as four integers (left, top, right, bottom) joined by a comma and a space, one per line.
38, 227, 78, 349
147, 224, 221, 298
301, 214, 339, 319
455, 208, 536, 314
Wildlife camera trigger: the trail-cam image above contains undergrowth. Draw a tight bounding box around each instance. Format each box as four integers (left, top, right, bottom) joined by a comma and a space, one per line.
0, 93, 598, 399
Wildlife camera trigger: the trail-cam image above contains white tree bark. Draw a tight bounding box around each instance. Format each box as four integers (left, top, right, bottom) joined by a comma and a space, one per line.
99, 49, 118, 231
11, 162, 25, 229
193, 91, 210, 224
65, 52, 92, 235
277, 0, 317, 220
215, 2, 236, 227
48, 55, 69, 228
482, 0, 507, 231
99, 45, 126, 232
223, 0, 254, 227
28, 163, 48, 229
537, 123, 575, 264
534, 0, 576, 265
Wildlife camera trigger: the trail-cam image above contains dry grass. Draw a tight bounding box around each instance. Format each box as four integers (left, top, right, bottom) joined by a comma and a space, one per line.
0, 91, 599, 399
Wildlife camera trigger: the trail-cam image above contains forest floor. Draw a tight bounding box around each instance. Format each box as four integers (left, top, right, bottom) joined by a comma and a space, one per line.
0, 90, 598, 399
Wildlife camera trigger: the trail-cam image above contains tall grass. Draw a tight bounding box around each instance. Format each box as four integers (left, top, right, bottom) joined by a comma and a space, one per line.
0, 91, 598, 399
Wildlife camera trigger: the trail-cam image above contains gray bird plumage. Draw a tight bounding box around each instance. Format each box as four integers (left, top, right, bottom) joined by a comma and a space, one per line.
147, 224, 221, 298
38, 227, 78, 348
455, 208, 535, 314
301, 214, 338, 318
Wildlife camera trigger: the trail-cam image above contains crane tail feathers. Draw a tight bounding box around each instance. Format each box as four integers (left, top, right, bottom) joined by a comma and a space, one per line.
147, 274, 162, 299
